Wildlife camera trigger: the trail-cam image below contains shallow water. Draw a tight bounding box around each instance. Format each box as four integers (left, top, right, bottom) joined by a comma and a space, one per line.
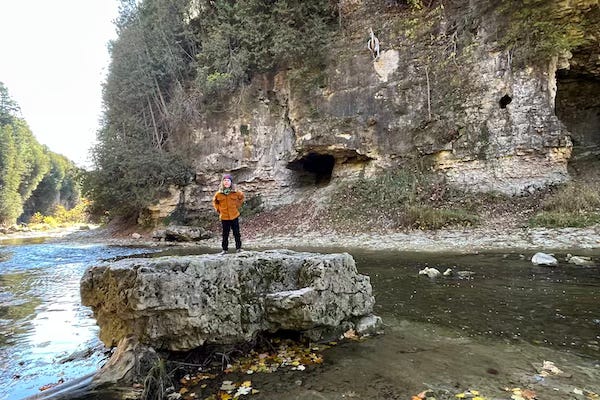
0, 238, 155, 400
351, 249, 600, 359
1, 242, 599, 399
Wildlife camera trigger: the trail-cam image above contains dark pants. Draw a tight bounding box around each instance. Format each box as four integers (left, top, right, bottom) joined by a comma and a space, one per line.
221, 218, 242, 251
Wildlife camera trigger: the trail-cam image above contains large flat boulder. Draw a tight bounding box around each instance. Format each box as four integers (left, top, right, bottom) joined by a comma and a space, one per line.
80, 250, 379, 351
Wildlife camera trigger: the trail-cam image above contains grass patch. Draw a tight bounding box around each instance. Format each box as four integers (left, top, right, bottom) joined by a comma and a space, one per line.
405, 206, 479, 230
539, 183, 600, 213
330, 169, 479, 230
529, 211, 600, 228
529, 182, 600, 228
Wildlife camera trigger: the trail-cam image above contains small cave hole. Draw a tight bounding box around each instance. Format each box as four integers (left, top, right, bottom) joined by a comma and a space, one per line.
499, 94, 512, 109
287, 153, 335, 186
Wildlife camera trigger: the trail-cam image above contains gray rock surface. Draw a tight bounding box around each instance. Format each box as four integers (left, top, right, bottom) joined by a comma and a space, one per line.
80, 250, 378, 351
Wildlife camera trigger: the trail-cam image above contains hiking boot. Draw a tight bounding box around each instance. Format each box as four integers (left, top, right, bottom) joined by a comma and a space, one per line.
236, 248, 243, 253
218, 250, 227, 255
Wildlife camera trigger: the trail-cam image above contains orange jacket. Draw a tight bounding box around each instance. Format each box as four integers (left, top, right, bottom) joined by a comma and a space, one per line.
213, 190, 244, 220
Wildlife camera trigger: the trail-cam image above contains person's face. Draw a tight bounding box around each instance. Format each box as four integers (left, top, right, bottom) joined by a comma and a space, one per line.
223, 178, 232, 188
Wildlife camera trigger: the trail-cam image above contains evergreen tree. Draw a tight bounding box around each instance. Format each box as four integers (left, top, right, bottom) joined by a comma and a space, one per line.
0, 82, 78, 226
88, 0, 196, 217
0, 82, 21, 125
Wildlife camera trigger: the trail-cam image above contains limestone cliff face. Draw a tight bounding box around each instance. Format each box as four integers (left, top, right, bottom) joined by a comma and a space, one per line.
162, 0, 599, 220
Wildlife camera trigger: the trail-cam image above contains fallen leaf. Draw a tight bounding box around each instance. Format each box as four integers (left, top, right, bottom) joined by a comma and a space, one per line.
412, 390, 433, 400
541, 360, 563, 376
586, 391, 599, 400
234, 386, 252, 397
220, 381, 237, 392
218, 392, 233, 400
455, 390, 485, 399
343, 329, 358, 340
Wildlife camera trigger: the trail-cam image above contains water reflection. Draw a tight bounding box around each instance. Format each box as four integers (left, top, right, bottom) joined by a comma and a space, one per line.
0, 241, 155, 400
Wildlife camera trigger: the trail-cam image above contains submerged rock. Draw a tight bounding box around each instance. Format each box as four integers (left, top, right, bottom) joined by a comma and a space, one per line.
565, 254, 595, 266
80, 250, 379, 351
531, 252, 558, 266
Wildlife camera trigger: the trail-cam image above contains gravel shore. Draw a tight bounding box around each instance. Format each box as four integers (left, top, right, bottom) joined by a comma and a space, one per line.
68, 224, 600, 254
4, 223, 600, 253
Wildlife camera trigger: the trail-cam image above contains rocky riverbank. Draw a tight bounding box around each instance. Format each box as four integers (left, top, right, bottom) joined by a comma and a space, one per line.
57, 223, 600, 254
4, 215, 600, 253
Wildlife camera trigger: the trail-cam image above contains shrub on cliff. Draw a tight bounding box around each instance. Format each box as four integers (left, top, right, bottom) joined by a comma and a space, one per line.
193, 0, 336, 96
495, 0, 596, 66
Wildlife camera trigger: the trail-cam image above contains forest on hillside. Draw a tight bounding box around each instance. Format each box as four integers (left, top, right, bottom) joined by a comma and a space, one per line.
0, 82, 81, 226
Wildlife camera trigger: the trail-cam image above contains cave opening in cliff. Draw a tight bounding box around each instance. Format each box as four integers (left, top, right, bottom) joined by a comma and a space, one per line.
555, 68, 600, 153
499, 94, 512, 109
287, 153, 335, 186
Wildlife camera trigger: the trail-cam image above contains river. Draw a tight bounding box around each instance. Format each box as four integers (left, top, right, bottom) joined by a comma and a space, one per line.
1, 240, 599, 399
0, 238, 156, 400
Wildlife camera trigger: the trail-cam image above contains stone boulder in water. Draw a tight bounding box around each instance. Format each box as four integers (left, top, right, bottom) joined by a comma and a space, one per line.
531, 252, 558, 266
80, 250, 380, 351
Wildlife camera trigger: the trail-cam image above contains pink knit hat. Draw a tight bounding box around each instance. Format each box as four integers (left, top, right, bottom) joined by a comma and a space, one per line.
222, 174, 233, 182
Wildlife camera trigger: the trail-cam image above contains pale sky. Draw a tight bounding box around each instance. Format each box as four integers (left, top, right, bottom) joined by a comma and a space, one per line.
0, 0, 120, 168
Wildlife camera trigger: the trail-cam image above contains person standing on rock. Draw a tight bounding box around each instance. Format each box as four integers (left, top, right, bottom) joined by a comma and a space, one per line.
213, 174, 245, 254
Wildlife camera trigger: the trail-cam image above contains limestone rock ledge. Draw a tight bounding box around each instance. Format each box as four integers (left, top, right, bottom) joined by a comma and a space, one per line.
80, 250, 380, 351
